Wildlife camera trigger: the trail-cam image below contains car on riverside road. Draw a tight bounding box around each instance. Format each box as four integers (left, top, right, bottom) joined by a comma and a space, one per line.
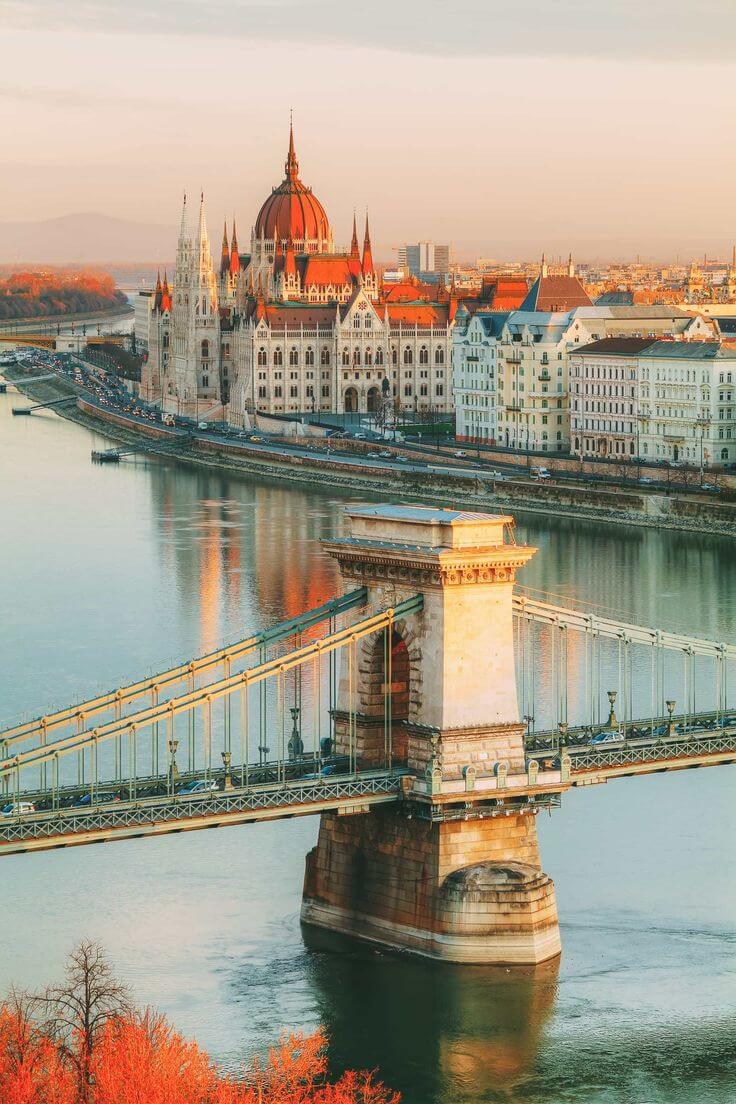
177, 779, 220, 796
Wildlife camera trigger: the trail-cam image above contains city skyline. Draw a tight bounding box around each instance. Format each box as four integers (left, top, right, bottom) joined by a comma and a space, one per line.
2, 1, 736, 260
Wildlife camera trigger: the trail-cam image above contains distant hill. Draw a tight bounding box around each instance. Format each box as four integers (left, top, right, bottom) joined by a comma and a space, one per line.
0, 213, 177, 264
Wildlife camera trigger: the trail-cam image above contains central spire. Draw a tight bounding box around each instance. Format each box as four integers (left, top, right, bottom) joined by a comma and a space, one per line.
285, 111, 299, 181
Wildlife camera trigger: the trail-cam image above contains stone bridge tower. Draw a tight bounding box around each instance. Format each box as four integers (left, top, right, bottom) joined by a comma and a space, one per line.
301, 505, 562, 965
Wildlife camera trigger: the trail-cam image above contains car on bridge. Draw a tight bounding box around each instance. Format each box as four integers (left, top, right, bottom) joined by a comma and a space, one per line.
73, 791, 121, 807
177, 779, 220, 795
588, 729, 624, 746
1, 801, 36, 817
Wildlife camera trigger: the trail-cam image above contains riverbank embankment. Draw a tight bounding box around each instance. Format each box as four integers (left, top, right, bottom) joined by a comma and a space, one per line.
5, 367, 736, 538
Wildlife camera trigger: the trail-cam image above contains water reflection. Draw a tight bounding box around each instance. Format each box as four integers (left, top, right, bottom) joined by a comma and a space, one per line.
302, 927, 559, 1104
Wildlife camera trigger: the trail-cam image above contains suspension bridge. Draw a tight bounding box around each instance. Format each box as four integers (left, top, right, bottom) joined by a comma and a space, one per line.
2, 505, 734, 964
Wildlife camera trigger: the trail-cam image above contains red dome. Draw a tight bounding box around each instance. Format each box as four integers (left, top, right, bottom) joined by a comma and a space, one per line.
256, 125, 331, 246
255, 125, 330, 243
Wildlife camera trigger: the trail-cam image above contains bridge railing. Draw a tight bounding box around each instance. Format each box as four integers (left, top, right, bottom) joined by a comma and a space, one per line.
0, 592, 423, 818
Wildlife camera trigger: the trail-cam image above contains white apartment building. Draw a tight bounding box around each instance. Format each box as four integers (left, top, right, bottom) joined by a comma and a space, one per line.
569, 339, 736, 467
453, 279, 716, 451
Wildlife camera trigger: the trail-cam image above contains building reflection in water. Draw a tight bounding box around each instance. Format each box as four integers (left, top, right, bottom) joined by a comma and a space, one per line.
303, 927, 559, 1104
148, 465, 341, 657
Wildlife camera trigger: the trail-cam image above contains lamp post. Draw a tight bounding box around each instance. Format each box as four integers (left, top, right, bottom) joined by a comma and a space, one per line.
288, 707, 303, 759
606, 690, 618, 729
167, 738, 179, 795
221, 749, 233, 790
557, 721, 568, 753
666, 699, 676, 738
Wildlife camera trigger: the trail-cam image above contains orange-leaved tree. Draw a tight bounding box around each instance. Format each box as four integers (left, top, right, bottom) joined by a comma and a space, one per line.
0, 989, 75, 1104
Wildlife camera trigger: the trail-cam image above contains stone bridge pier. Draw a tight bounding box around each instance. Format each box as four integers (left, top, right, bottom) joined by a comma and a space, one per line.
301, 505, 561, 965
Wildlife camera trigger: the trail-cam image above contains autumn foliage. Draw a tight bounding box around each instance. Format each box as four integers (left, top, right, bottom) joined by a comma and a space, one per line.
0, 268, 127, 320
0, 944, 399, 1104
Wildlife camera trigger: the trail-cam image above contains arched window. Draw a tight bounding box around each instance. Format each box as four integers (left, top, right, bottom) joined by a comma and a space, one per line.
289, 347, 299, 366
353, 348, 361, 366
353, 315, 361, 329
365, 347, 373, 365
321, 347, 330, 366
722, 447, 729, 461
162, 334, 169, 349
391, 347, 398, 366
375, 347, 384, 366
201, 339, 209, 359
435, 347, 444, 365
419, 345, 428, 365
305, 347, 314, 366
273, 348, 283, 366
364, 315, 372, 329
342, 347, 350, 366
257, 347, 267, 366
403, 346, 413, 365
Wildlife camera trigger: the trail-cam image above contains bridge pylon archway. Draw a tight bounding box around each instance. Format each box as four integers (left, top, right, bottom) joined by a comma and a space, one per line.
302, 505, 562, 965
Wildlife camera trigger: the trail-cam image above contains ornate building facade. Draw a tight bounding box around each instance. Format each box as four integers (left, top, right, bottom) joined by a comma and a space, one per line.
141, 125, 455, 422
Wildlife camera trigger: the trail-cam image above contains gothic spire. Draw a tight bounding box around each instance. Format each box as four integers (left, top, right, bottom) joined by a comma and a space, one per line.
221, 220, 230, 273
179, 191, 189, 240
361, 210, 374, 277
349, 211, 360, 259
285, 111, 299, 180
230, 219, 240, 276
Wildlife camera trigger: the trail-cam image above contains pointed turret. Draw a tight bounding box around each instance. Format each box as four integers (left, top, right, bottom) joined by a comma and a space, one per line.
285, 112, 299, 181
220, 220, 230, 273
567, 252, 575, 277
349, 212, 360, 260
153, 268, 163, 310
179, 191, 190, 239
161, 270, 172, 312
230, 220, 240, 276
362, 211, 374, 277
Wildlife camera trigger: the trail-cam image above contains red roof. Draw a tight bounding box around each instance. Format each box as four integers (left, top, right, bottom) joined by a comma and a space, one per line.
264, 305, 335, 326
386, 302, 450, 326
301, 255, 356, 288
383, 280, 434, 303
520, 274, 592, 312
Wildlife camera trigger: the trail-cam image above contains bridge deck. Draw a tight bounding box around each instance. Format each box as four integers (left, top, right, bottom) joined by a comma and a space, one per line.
0, 770, 405, 856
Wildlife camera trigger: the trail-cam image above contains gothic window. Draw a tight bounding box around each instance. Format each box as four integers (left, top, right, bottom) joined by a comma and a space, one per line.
391, 347, 398, 366
353, 348, 361, 366
162, 334, 169, 349
201, 339, 209, 359
290, 385, 298, 398
353, 315, 361, 329
305, 347, 314, 366
365, 348, 372, 365
419, 345, 428, 365
435, 347, 444, 365
436, 383, 444, 397
403, 347, 413, 365
202, 375, 209, 387
274, 385, 282, 398
375, 347, 384, 366
289, 347, 299, 366
258, 385, 267, 399
364, 315, 372, 329
273, 348, 283, 366
321, 347, 330, 366
257, 348, 267, 366
342, 347, 350, 366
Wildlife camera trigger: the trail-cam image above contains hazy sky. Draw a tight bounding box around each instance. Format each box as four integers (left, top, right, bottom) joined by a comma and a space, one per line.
2, 0, 736, 261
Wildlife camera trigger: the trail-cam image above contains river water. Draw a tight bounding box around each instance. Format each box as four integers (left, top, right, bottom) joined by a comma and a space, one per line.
0, 392, 735, 1103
